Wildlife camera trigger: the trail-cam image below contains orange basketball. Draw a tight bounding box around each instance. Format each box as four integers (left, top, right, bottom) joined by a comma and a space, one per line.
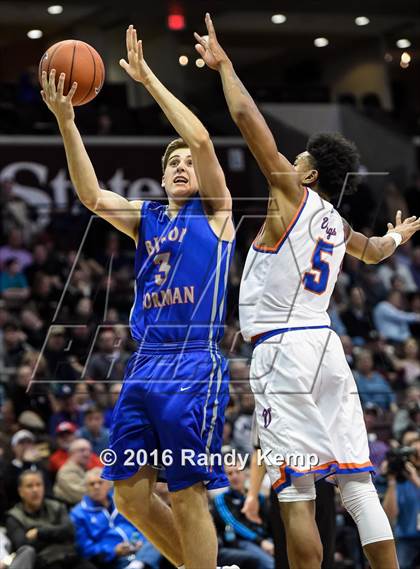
38, 40, 105, 106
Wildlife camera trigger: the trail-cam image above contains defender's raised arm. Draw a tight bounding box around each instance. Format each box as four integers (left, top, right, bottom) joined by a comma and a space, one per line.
345, 210, 420, 264
195, 13, 302, 202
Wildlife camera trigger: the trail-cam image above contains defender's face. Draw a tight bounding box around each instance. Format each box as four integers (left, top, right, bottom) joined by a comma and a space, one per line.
293, 151, 318, 186
163, 147, 199, 200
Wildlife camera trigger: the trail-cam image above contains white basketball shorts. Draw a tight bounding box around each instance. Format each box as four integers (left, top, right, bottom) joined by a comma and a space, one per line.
250, 327, 374, 500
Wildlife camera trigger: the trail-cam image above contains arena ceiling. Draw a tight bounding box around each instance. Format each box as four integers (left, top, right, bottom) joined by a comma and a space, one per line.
1, 0, 419, 44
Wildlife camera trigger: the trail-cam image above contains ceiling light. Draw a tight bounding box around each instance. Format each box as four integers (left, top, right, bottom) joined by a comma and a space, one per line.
271, 14, 287, 24
195, 58, 205, 68
47, 5, 63, 14
355, 16, 370, 26
314, 37, 329, 48
401, 52, 411, 64
400, 60, 409, 69
27, 29, 43, 39
396, 39, 411, 49
179, 55, 188, 66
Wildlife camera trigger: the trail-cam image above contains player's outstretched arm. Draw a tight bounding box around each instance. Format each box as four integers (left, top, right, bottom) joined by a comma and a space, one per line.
195, 13, 301, 202
40, 70, 141, 244
120, 25, 232, 218
345, 210, 420, 264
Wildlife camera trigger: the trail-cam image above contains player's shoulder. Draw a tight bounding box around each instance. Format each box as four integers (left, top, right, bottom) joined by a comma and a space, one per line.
140, 200, 167, 216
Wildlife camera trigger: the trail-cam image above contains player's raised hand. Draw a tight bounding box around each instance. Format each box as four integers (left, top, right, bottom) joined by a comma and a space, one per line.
194, 13, 230, 71
120, 25, 151, 84
40, 69, 77, 124
387, 209, 420, 244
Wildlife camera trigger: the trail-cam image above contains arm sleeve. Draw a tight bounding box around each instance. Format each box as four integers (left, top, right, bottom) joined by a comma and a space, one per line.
213, 494, 262, 544
6, 516, 29, 551
37, 504, 75, 542
380, 303, 418, 323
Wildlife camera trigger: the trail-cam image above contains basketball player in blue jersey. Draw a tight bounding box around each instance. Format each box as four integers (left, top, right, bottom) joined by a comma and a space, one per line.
195, 13, 420, 569
40, 26, 237, 569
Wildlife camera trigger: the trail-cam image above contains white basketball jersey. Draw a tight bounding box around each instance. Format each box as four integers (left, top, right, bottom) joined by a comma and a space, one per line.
239, 187, 346, 341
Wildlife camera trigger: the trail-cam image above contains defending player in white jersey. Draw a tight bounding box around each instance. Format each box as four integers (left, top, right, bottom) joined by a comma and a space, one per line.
195, 13, 420, 569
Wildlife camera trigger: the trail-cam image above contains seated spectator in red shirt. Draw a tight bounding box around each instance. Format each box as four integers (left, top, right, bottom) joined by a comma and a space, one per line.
49, 422, 102, 475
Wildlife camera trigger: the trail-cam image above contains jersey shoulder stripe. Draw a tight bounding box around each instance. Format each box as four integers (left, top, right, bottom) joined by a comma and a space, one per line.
252, 187, 309, 254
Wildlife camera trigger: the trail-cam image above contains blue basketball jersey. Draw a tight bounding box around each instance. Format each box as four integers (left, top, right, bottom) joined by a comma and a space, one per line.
129, 195, 235, 348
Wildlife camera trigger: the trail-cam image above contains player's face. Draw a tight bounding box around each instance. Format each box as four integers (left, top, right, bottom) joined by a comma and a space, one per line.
293, 151, 318, 187
163, 147, 199, 200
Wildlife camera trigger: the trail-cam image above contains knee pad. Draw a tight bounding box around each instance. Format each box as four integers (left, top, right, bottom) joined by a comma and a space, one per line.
336, 472, 394, 546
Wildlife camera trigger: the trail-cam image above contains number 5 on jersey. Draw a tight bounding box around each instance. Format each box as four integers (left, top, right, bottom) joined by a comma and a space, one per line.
303, 239, 334, 295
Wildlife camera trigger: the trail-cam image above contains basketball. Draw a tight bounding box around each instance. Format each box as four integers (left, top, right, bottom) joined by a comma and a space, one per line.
38, 40, 105, 106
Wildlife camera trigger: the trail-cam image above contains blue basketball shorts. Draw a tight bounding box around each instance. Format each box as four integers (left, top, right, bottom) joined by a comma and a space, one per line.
101, 345, 230, 492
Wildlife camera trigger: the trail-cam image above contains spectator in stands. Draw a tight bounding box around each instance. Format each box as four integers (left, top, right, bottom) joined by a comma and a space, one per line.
6, 470, 95, 569
231, 393, 255, 455
364, 404, 389, 471
401, 429, 420, 448
377, 256, 417, 293
0, 228, 32, 271
393, 385, 420, 439
212, 464, 274, 569
341, 286, 373, 342
409, 246, 420, 290
19, 309, 45, 351
30, 273, 61, 324
1, 321, 32, 370
354, 350, 397, 411
383, 439, 420, 569
86, 328, 129, 384
71, 468, 161, 569
405, 175, 420, 243
358, 265, 387, 306
77, 406, 109, 455
373, 290, 420, 343
392, 338, 420, 386
5, 364, 51, 426
43, 327, 79, 382
49, 421, 77, 475
0, 258, 29, 302
53, 438, 96, 506
4, 429, 50, 509
49, 384, 84, 435
104, 383, 122, 428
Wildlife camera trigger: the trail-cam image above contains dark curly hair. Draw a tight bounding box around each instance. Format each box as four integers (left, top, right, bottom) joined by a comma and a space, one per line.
306, 132, 360, 199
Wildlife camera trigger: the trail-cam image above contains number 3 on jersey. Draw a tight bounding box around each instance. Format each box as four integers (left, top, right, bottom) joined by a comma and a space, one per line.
154, 252, 171, 285
303, 239, 334, 294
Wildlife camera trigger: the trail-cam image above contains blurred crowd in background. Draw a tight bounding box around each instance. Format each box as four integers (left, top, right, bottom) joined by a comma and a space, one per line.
0, 168, 419, 569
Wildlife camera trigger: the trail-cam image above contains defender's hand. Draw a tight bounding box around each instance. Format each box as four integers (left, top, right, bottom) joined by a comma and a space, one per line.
119, 25, 152, 84
387, 210, 420, 245
41, 70, 77, 125
194, 13, 230, 71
